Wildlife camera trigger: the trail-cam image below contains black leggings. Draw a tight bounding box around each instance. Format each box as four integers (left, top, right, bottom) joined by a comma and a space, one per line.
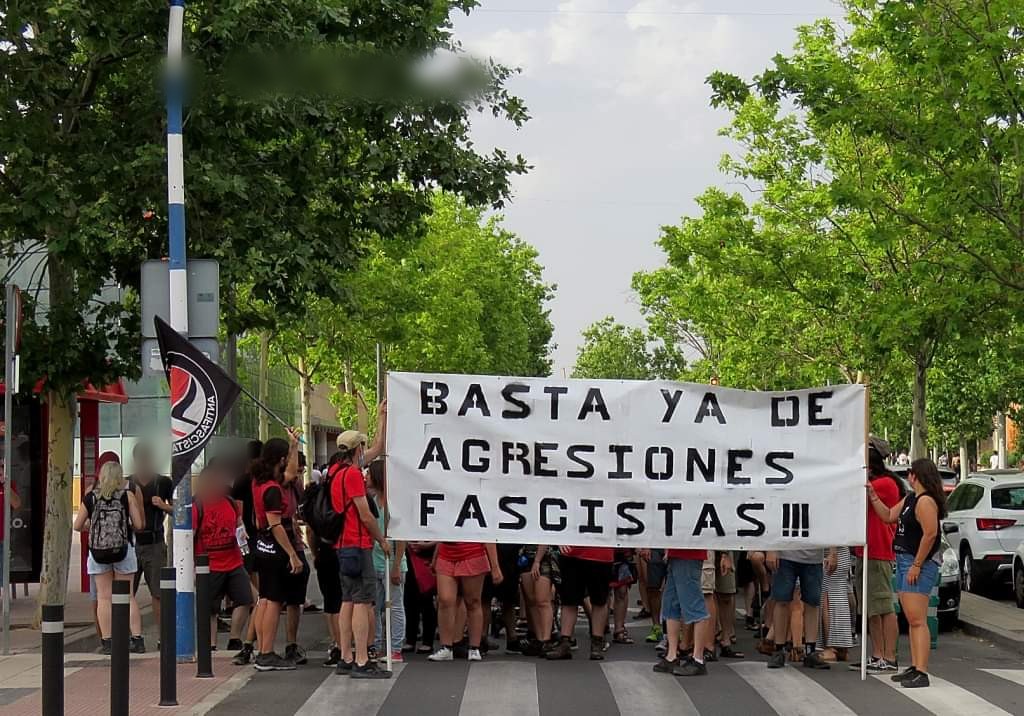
404, 568, 438, 648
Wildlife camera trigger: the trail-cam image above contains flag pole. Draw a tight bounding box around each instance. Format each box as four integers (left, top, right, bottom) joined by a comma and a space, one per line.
237, 384, 304, 445
861, 377, 870, 682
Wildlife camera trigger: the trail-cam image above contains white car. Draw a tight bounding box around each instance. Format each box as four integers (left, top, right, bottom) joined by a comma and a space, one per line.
943, 472, 1024, 593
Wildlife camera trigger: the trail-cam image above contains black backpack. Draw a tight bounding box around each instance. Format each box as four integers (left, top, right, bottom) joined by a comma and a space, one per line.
89, 488, 130, 564
302, 464, 346, 543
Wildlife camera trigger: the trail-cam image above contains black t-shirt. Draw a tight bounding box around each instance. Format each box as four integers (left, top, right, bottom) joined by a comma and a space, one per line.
128, 474, 173, 536
231, 472, 256, 537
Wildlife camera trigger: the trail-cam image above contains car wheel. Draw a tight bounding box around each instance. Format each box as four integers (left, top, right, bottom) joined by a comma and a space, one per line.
938, 611, 958, 632
961, 550, 977, 593
1015, 562, 1024, 609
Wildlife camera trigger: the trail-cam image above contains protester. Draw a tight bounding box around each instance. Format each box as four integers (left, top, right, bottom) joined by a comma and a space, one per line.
251, 433, 304, 671
74, 458, 146, 655
611, 549, 637, 645
231, 440, 263, 666
852, 437, 901, 673
651, 548, 713, 676
403, 541, 439, 654
193, 464, 253, 652
765, 546, 836, 670
308, 451, 345, 667
516, 544, 556, 654
821, 546, 854, 662
367, 459, 407, 663
546, 546, 613, 661
494, 543, 526, 654
715, 551, 744, 658
428, 539, 502, 662
331, 430, 391, 679
281, 452, 311, 665
869, 458, 946, 689
643, 549, 666, 644
126, 442, 173, 635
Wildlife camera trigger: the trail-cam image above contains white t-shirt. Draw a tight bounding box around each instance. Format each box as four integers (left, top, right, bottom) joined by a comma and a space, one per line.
990, 454, 1000, 470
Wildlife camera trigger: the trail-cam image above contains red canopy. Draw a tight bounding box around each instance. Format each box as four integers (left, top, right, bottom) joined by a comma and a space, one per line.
0, 378, 129, 404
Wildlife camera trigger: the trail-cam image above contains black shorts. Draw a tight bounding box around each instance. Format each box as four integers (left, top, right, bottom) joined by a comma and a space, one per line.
488, 543, 522, 606
244, 538, 257, 574
283, 552, 311, 607
211, 567, 254, 607
736, 551, 755, 588
340, 548, 376, 605
557, 556, 613, 607
314, 546, 343, 614
646, 549, 667, 589
256, 553, 290, 604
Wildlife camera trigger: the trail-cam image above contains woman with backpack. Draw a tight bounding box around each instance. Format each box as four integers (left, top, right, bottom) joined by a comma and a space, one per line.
251, 431, 304, 671
74, 458, 146, 655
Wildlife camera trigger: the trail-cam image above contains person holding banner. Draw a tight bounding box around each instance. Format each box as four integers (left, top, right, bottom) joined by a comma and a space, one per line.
765, 546, 836, 670
428, 540, 503, 662
545, 546, 614, 661
651, 549, 713, 677
868, 458, 946, 690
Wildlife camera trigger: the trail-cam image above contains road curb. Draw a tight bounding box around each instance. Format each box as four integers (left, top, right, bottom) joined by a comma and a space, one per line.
958, 615, 1024, 655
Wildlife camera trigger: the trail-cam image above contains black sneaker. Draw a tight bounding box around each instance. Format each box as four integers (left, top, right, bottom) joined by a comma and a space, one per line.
902, 671, 930, 689
351, 662, 392, 680
703, 648, 718, 663
767, 651, 786, 669
505, 637, 529, 654
98, 638, 112, 656
284, 643, 308, 665
323, 647, 342, 668
892, 666, 919, 682
334, 659, 354, 676
232, 643, 254, 666
653, 657, 678, 674
130, 636, 146, 654
226, 638, 244, 652
544, 637, 573, 660
254, 652, 296, 672
803, 652, 831, 670
523, 640, 545, 657
569, 637, 578, 651
673, 658, 707, 676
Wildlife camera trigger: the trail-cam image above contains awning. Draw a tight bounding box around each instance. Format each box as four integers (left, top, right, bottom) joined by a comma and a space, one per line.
0, 378, 129, 404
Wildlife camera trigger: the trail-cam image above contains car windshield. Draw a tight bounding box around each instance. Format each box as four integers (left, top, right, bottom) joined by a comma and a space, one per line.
991, 486, 1024, 510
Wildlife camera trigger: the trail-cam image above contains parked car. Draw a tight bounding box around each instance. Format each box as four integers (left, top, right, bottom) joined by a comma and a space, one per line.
1012, 541, 1024, 608
936, 534, 962, 630
890, 465, 959, 494
943, 472, 1024, 593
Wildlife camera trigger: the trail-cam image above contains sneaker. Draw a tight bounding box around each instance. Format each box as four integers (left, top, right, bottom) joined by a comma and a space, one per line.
97, 638, 112, 656
284, 643, 308, 665
653, 657, 678, 674
334, 660, 354, 675
901, 671, 930, 689
849, 656, 880, 671
505, 637, 530, 654
468, 648, 482, 662
226, 638, 244, 652
767, 651, 786, 669
428, 646, 454, 662
802, 652, 831, 670
130, 636, 146, 654
254, 652, 297, 672
232, 643, 254, 666
880, 659, 899, 672
390, 651, 404, 663
323, 647, 342, 668
544, 637, 573, 661
368, 645, 381, 663
645, 625, 664, 643
655, 638, 668, 656
867, 658, 894, 674
673, 658, 708, 677
351, 662, 392, 680
569, 637, 578, 651
416, 644, 434, 654
703, 648, 718, 663
523, 639, 545, 657
891, 666, 919, 682
719, 644, 744, 659
402, 643, 415, 653
590, 636, 606, 661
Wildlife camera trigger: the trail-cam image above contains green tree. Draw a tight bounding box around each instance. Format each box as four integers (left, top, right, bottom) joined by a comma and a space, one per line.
573, 318, 658, 381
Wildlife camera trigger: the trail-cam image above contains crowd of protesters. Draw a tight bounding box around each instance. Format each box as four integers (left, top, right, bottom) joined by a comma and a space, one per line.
76, 416, 945, 688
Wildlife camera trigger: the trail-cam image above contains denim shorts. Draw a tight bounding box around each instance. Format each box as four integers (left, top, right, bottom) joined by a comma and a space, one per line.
662, 558, 709, 624
771, 559, 823, 606
87, 545, 138, 576
894, 552, 939, 595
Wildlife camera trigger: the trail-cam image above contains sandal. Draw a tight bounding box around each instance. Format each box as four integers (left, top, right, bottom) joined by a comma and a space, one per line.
613, 630, 634, 645
719, 644, 745, 659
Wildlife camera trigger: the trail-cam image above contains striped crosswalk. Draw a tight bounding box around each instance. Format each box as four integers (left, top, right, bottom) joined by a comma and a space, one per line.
286, 659, 1024, 716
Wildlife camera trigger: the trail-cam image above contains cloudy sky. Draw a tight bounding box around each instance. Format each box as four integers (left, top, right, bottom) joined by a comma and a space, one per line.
451, 0, 843, 376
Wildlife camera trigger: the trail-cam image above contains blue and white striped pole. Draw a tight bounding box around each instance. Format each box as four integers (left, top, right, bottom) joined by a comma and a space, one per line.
166, 0, 194, 663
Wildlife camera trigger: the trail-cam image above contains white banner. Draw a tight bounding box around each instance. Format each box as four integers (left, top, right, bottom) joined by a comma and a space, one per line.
386, 372, 867, 550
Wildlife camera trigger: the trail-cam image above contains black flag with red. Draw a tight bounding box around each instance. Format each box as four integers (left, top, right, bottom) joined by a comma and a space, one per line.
154, 316, 241, 487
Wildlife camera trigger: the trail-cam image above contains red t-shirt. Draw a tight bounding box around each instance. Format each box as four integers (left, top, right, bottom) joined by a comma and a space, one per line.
438, 542, 486, 562
330, 465, 371, 549
854, 474, 899, 561
193, 497, 243, 573
562, 546, 614, 562
667, 549, 708, 561
252, 480, 283, 531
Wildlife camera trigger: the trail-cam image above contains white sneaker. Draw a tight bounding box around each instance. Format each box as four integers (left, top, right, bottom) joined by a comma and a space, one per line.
468, 648, 482, 662
428, 646, 454, 662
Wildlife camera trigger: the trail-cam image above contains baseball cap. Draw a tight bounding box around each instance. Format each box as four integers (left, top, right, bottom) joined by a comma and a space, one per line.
337, 431, 368, 451
868, 435, 891, 460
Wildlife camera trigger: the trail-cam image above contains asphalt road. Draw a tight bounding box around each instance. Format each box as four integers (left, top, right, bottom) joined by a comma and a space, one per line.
206, 610, 1024, 716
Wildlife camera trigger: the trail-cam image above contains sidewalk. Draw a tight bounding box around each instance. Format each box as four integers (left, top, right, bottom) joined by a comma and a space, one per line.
958, 591, 1024, 654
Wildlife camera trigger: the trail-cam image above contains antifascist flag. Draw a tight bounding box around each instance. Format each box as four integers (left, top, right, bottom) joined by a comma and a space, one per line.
154, 316, 241, 487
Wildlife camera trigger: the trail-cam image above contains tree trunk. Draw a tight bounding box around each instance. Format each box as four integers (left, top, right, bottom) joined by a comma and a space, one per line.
36, 390, 75, 615
909, 358, 928, 460
297, 356, 314, 486
959, 438, 969, 482
997, 411, 1008, 469
258, 331, 270, 441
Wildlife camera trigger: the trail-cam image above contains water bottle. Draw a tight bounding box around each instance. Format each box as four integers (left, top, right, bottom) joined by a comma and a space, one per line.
236, 526, 249, 556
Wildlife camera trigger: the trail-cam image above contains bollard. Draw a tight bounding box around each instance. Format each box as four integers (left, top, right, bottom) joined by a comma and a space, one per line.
159, 567, 178, 707
41, 604, 64, 716
111, 580, 131, 716
195, 554, 213, 678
